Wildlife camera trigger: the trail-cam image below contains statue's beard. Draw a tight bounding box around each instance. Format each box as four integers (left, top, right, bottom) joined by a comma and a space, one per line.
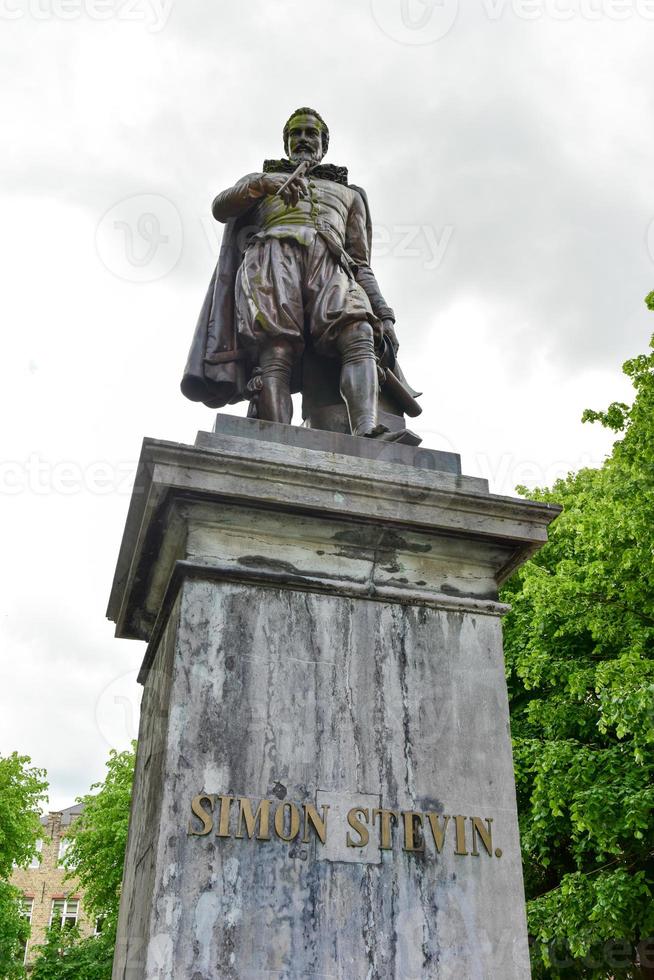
290, 146, 323, 164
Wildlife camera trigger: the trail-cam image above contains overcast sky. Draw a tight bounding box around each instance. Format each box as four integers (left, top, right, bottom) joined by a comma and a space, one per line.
1, 0, 653, 811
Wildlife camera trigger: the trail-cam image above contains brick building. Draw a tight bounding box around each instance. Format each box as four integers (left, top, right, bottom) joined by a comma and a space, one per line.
10, 804, 95, 966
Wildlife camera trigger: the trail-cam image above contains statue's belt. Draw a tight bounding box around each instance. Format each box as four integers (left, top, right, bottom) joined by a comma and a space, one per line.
317, 230, 359, 279
244, 227, 359, 281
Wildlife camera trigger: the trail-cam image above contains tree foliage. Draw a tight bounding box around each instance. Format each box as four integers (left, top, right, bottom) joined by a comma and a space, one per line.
0, 752, 48, 978
503, 300, 654, 977
0, 881, 30, 979
0, 752, 48, 878
29, 746, 135, 979
61, 746, 135, 929
30, 925, 116, 980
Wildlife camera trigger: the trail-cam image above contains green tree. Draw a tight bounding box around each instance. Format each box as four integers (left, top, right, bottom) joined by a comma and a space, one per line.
62, 746, 135, 926
0, 752, 48, 877
0, 881, 30, 979
30, 746, 135, 979
503, 295, 654, 978
30, 925, 116, 980
0, 752, 48, 978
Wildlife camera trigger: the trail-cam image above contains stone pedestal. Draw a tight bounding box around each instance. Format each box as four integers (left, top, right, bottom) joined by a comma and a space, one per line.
107, 416, 558, 980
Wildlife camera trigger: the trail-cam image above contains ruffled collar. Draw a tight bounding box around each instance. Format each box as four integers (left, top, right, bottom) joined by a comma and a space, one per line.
263, 158, 349, 186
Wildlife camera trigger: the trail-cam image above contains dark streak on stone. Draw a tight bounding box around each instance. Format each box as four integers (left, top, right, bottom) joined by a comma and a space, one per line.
332, 547, 370, 562
361, 866, 377, 975
390, 866, 399, 976
373, 608, 398, 805
332, 527, 379, 549
237, 554, 301, 575
343, 600, 363, 787
333, 527, 432, 555
419, 796, 444, 812
441, 581, 498, 600
398, 609, 416, 798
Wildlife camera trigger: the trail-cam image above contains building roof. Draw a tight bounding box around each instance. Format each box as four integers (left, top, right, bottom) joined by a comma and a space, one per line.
40, 803, 85, 828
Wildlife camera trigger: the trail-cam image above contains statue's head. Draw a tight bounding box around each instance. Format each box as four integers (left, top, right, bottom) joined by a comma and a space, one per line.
284, 107, 329, 164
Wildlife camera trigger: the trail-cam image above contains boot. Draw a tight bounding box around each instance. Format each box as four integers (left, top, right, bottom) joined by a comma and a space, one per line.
337, 322, 389, 438
257, 341, 295, 424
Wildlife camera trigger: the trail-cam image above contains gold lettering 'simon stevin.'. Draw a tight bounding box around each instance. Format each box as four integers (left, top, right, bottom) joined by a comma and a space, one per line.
188, 794, 503, 859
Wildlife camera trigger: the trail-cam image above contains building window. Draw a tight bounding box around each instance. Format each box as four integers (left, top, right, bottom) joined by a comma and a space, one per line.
57, 837, 71, 865
50, 898, 79, 930
20, 898, 33, 964
29, 839, 43, 869
94, 916, 105, 936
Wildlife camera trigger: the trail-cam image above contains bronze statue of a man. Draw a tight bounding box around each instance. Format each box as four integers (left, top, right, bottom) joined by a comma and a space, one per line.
182, 107, 418, 439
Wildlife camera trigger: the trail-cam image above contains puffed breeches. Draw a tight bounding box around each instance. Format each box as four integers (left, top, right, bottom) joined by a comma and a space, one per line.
235, 234, 379, 356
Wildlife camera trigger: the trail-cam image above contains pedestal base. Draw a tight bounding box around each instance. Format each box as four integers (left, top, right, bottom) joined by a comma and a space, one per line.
108, 417, 559, 979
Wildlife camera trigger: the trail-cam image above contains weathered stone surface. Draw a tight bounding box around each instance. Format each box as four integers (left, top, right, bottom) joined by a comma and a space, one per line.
315, 791, 381, 865
209, 413, 460, 473
107, 429, 556, 645
115, 582, 530, 979
109, 426, 560, 979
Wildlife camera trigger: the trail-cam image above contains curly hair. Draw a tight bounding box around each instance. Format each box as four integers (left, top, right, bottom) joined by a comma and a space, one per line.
283, 107, 330, 157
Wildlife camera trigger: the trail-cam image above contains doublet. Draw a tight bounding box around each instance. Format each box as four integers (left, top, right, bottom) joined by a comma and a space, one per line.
211, 171, 394, 358
250, 178, 367, 258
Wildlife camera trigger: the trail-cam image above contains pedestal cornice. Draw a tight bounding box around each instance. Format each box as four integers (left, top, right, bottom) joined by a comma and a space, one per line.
107, 423, 560, 666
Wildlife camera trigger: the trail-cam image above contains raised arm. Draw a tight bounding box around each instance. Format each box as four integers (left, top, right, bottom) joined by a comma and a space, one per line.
212, 172, 309, 223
